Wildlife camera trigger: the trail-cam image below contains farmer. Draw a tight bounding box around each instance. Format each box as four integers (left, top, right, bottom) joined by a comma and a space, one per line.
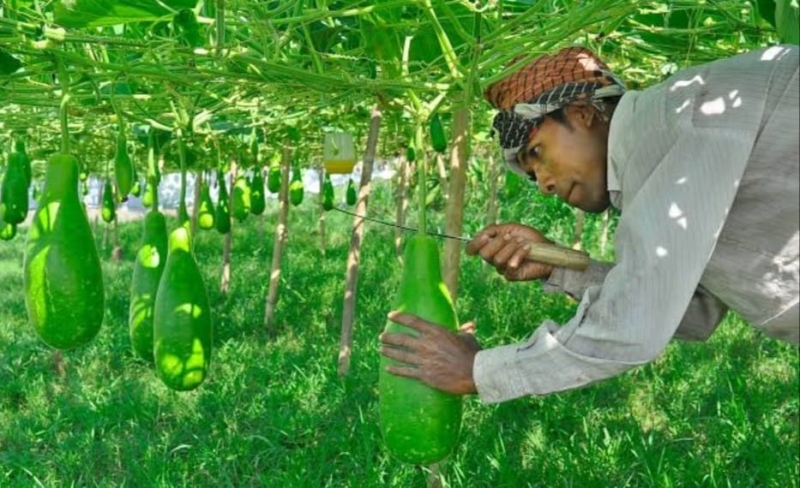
379, 45, 799, 403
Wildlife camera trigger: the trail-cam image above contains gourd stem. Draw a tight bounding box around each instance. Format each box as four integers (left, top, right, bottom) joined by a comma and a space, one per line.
415, 120, 426, 236
56, 58, 70, 155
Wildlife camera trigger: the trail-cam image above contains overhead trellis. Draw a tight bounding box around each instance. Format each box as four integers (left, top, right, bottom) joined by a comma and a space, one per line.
0, 0, 783, 175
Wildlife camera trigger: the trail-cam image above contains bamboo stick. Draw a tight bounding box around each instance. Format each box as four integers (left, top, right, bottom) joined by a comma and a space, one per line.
264, 143, 292, 333
318, 165, 326, 257
220, 162, 236, 296
443, 105, 469, 302
338, 105, 382, 377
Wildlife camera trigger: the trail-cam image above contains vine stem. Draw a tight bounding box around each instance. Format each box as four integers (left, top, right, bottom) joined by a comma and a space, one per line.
56, 58, 71, 154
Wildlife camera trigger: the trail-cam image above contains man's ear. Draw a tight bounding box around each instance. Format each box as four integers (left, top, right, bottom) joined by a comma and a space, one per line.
565, 103, 597, 129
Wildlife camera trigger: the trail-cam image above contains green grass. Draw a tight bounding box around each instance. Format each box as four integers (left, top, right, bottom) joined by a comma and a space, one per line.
0, 180, 797, 487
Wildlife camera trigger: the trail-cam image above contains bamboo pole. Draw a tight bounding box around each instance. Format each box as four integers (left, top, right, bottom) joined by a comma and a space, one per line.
191, 169, 202, 238
394, 152, 410, 261
318, 165, 326, 257
443, 105, 469, 302
220, 162, 237, 296
264, 142, 292, 333
338, 105, 382, 377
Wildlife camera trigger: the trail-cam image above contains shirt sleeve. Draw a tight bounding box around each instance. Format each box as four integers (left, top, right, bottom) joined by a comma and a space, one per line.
473, 123, 757, 404
544, 260, 729, 341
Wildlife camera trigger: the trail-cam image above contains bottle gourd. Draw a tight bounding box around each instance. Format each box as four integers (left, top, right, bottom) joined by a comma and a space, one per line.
379, 235, 462, 465
23, 153, 104, 349
153, 226, 212, 391
129, 210, 168, 361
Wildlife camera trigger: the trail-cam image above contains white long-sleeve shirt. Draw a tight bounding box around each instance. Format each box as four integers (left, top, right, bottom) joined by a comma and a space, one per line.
473, 45, 799, 404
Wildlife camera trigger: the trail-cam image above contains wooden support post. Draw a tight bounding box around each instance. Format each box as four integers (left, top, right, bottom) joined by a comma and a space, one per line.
318, 165, 327, 257
264, 143, 292, 333
220, 162, 237, 296
191, 170, 202, 238
485, 151, 500, 228
443, 105, 469, 302
338, 106, 382, 377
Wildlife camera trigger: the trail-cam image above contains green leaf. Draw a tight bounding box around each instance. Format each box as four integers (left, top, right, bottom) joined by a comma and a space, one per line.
54, 0, 197, 29
0, 48, 22, 75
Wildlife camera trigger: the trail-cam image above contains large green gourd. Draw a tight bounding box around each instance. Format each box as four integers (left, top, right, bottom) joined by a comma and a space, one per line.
114, 134, 134, 201
322, 173, 334, 211
129, 210, 168, 361
198, 177, 215, 230
153, 226, 212, 391
11, 139, 32, 189
232, 175, 251, 221
289, 167, 304, 206
0, 209, 16, 241
1, 148, 29, 225
23, 153, 105, 350
346, 177, 357, 206
215, 171, 231, 234
429, 113, 447, 153
101, 178, 116, 223
379, 235, 462, 465
250, 168, 266, 215
267, 161, 281, 194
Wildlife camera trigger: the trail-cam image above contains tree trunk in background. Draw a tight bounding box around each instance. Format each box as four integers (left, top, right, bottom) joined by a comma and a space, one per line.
394, 154, 410, 261
191, 169, 202, 238
338, 105, 382, 377
443, 105, 469, 302
485, 151, 500, 227
220, 162, 237, 296
571, 209, 585, 250
318, 165, 326, 257
264, 145, 291, 333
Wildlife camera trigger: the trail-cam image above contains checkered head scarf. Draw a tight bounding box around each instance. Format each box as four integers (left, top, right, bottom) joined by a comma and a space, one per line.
484, 46, 626, 178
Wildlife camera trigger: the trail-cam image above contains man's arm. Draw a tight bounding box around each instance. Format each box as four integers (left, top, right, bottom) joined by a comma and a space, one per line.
474, 121, 756, 403
545, 263, 729, 341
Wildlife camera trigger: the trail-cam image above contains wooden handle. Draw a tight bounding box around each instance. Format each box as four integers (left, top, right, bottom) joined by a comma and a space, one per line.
526, 242, 590, 270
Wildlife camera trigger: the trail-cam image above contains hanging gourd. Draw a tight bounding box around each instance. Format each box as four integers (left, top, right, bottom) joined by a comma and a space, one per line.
198, 173, 215, 230
267, 153, 281, 194
323, 132, 356, 174
130, 170, 142, 197
1, 142, 30, 225
322, 173, 334, 211
289, 166, 304, 206
379, 235, 463, 465
215, 171, 231, 235
232, 175, 251, 221
101, 178, 116, 223
406, 145, 416, 163
429, 113, 447, 153
250, 167, 266, 215
129, 209, 168, 362
23, 153, 105, 350
114, 131, 135, 201
0, 208, 16, 241
10, 139, 32, 189
346, 177, 357, 206
153, 226, 212, 391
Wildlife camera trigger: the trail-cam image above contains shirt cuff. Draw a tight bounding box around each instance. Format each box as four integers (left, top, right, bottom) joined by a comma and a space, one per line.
543, 261, 613, 300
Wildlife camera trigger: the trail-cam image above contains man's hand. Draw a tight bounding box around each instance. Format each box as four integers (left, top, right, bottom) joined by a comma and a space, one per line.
466, 223, 555, 282
379, 311, 481, 396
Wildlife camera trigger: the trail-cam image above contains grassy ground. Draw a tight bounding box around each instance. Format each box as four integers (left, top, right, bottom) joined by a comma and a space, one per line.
0, 180, 797, 487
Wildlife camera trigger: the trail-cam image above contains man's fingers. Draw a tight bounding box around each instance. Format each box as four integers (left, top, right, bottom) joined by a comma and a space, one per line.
380, 346, 420, 365
384, 364, 422, 380
508, 243, 532, 269
379, 331, 418, 348
458, 321, 476, 334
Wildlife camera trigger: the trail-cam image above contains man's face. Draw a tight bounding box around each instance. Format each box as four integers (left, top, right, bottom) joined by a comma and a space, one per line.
515, 104, 611, 213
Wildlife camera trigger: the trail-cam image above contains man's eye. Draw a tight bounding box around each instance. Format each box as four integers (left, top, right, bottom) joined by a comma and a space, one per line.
527, 145, 541, 159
